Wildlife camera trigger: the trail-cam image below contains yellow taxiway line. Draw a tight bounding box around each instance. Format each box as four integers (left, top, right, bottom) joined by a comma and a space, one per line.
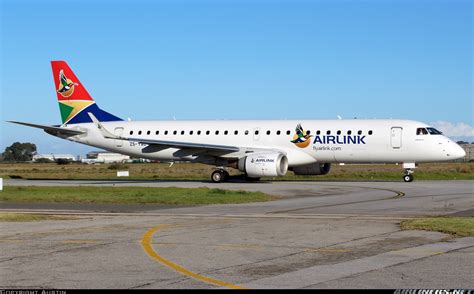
141, 225, 247, 289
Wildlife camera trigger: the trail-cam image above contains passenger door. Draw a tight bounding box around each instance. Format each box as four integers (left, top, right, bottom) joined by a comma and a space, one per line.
391, 127, 402, 149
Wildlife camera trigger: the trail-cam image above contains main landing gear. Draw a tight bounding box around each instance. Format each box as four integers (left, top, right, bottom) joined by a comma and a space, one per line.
210, 168, 261, 183
211, 169, 229, 183
402, 163, 416, 182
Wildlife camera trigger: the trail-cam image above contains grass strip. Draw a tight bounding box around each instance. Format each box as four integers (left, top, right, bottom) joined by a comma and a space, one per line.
0, 186, 274, 205
0, 213, 73, 222
400, 217, 474, 237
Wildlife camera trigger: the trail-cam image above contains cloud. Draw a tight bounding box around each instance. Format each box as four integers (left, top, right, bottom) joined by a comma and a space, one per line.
429, 121, 474, 137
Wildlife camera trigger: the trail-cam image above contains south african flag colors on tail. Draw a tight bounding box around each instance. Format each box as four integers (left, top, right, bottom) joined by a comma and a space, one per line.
51, 61, 123, 124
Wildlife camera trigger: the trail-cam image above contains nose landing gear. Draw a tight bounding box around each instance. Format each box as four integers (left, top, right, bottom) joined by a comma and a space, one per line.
402, 162, 416, 182
403, 173, 414, 182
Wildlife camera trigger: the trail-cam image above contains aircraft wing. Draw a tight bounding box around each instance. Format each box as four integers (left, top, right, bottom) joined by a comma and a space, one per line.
88, 113, 240, 153
7, 121, 85, 136
127, 138, 240, 152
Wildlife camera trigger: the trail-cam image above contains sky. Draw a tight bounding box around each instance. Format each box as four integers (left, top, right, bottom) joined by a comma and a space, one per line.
1, 0, 473, 155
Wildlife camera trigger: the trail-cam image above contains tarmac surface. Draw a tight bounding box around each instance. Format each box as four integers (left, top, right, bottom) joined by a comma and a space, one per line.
1, 179, 473, 289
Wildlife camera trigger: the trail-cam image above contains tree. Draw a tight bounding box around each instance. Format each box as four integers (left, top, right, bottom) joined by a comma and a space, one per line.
3, 142, 37, 162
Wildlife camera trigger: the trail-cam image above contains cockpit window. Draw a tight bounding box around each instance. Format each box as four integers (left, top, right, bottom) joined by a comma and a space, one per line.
427, 127, 443, 135
416, 128, 428, 135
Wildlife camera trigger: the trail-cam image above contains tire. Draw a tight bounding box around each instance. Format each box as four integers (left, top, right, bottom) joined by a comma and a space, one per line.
403, 175, 414, 182
211, 170, 225, 183
223, 170, 230, 181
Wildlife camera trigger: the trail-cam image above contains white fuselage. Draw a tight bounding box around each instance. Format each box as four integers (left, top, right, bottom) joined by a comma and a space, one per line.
62, 119, 465, 166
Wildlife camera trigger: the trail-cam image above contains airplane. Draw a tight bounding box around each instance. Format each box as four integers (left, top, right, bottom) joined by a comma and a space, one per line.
8, 61, 466, 183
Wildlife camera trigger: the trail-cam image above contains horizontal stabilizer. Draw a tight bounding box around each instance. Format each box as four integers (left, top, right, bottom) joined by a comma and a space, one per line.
7, 121, 85, 136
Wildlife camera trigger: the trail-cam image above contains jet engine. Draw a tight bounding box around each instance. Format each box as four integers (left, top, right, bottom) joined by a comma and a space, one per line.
238, 153, 288, 177
291, 163, 331, 175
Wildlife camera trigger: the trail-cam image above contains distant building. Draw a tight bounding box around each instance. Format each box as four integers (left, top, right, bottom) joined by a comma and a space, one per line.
83, 151, 130, 164
457, 144, 473, 162
33, 154, 76, 162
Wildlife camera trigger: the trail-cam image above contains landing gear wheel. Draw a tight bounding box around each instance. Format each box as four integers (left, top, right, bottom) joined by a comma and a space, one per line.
211, 170, 224, 183
403, 174, 414, 182
211, 170, 227, 183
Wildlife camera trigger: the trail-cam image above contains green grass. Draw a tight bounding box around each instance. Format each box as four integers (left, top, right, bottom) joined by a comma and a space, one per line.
400, 217, 474, 237
0, 186, 275, 205
0, 213, 73, 222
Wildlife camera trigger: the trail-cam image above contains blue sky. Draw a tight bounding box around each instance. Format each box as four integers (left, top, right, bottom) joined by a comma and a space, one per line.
1, 0, 472, 154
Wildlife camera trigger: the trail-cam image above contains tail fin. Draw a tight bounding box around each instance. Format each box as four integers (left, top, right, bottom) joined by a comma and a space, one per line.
51, 61, 123, 124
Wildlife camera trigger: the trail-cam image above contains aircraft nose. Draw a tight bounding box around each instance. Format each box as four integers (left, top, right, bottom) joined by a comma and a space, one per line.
451, 143, 466, 159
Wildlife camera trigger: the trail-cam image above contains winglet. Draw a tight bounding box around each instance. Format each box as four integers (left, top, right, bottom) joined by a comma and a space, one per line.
87, 112, 121, 139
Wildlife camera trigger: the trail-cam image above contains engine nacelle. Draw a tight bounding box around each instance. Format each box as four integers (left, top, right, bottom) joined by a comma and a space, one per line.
238, 153, 288, 177
291, 163, 331, 175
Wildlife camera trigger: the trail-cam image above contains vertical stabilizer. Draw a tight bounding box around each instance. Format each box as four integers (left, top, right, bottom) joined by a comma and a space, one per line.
51, 61, 123, 124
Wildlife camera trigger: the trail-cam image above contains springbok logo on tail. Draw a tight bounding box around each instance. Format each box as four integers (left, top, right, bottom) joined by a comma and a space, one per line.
57, 70, 78, 98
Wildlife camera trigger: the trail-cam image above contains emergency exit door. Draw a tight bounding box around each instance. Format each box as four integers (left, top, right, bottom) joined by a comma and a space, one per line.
114, 127, 124, 147
253, 127, 260, 141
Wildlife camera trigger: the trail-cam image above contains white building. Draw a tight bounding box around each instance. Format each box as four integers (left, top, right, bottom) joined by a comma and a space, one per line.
83, 151, 130, 164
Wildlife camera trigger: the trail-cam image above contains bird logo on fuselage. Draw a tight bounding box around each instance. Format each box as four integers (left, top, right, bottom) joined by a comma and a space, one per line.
291, 124, 313, 148
57, 70, 77, 98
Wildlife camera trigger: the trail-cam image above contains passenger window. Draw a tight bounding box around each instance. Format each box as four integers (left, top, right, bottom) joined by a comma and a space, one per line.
155, 130, 159, 135
173, 130, 177, 135
234, 130, 238, 135
368, 130, 373, 135
358, 130, 362, 135
181, 131, 185, 135
266, 130, 271, 135
165, 131, 168, 135
215, 130, 219, 135
206, 130, 210, 135
316, 130, 321, 135
190, 130, 193, 135
224, 130, 228, 135
197, 130, 201, 135
286, 130, 291, 135
130, 131, 133, 135
347, 130, 352, 135
147, 131, 150, 135
245, 130, 249, 135
277, 130, 281, 135
255, 130, 259, 135
337, 130, 341, 135
307, 130, 311, 135
138, 131, 142, 135
326, 130, 331, 135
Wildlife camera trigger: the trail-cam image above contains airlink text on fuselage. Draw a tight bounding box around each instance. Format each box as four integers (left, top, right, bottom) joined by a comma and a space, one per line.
313, 135, 366, 145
